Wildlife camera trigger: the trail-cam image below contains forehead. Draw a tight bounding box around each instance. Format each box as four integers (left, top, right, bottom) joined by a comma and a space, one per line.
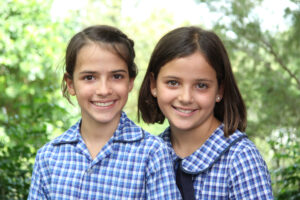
75, 43, 128, 72
158, 51, 216, 79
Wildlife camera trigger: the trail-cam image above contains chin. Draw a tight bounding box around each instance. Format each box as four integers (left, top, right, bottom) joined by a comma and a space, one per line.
172, 124, 195, 132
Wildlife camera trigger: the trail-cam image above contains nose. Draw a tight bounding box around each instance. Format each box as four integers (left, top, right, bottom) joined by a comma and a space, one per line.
178, 86, 193, 104
95, 78, 112, 96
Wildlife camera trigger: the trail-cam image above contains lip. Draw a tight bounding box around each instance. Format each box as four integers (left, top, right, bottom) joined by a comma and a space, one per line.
172, 105, 197, 116
91, 100, 116, 109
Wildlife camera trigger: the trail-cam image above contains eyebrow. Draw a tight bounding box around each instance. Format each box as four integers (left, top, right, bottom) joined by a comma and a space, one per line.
79, 69, 128, 74
111, 69, 128, 73
162, 76, 180, 79
162, 76, 213, 82
79, 71, 97, 74
195, 78, 214, 82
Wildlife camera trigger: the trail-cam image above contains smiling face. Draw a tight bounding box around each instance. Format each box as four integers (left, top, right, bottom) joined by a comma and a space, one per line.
151, 51, 223, 134
66, 43, 134, 127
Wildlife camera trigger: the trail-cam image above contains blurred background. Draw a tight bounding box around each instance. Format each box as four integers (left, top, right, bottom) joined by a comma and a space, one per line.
0, 0, 299, 199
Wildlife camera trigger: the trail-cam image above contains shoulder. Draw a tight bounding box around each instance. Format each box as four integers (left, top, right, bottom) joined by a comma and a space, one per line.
226, 130, 270, 178
34, 121, 80, 162
143, 130, 169, 152
228, 130, 265, 164
33, 141, 57, 171
226, 130, 273, 199
141, 131, 174, 175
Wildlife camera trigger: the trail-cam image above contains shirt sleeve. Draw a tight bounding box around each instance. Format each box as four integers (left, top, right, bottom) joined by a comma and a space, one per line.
229, 145, 274, 199
146, 143, 182, 200
27, 151, 49, 200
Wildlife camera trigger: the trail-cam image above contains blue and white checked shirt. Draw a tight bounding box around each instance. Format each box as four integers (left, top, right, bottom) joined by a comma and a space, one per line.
28, 112, 181, 200
160, 125, 274, 200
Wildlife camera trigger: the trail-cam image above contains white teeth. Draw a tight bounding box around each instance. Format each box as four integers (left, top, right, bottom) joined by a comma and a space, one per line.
176, 108, 193, 114
93, 101, 114, 106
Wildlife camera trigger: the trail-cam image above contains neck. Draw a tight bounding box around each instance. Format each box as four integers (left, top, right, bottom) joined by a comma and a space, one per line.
170, 118, 221, 158
80, 116, 120, 159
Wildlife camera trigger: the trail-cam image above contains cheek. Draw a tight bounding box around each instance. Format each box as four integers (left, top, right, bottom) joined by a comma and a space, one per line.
156, 85, 172, 100
156, 90, 177, 109
195, 94, 217, 108
114, 83, 131, 96
75, 83, 95, 96
76, 89, 91, 100
156, 95, 170, 116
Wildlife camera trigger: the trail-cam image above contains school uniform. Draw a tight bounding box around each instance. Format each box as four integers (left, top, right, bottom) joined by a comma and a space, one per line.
160, 124, 274, 200
28, 112, 181, 200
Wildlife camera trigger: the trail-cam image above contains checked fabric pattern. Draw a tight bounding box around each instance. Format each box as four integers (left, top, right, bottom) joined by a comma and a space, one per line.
160, 125, 274, 200
28, 112, 181, 200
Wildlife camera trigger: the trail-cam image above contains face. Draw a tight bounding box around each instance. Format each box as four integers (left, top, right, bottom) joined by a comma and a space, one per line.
151, 51, 223, 133
66, 43, 134, 127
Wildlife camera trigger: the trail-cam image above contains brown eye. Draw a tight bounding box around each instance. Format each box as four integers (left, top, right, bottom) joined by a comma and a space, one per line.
196, 83, 208, 89
113, 74, 124, 79
84, 75, 94, 80
167, 80, 179, 87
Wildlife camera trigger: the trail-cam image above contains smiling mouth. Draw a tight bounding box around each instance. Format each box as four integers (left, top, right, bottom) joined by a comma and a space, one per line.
92, 101, 115, 107
173, 106, 196, 114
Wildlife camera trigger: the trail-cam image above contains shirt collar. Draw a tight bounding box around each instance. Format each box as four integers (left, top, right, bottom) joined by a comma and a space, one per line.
52, 112, 144, 145
112, 112, 144, 142
52, 120, 81, 145
160, 125, 247, 174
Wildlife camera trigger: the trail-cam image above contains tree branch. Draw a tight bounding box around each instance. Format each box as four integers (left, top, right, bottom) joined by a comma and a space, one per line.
260, 39, 300, 89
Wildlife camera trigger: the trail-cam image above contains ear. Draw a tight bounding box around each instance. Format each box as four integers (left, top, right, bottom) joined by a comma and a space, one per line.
216, 82, 224, 102
150, 73, 157, 97
128, 78, 135, 92
64, 73, 76, 96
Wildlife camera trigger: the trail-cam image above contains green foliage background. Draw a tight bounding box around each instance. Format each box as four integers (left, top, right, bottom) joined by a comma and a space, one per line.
0, 0, 299, 199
